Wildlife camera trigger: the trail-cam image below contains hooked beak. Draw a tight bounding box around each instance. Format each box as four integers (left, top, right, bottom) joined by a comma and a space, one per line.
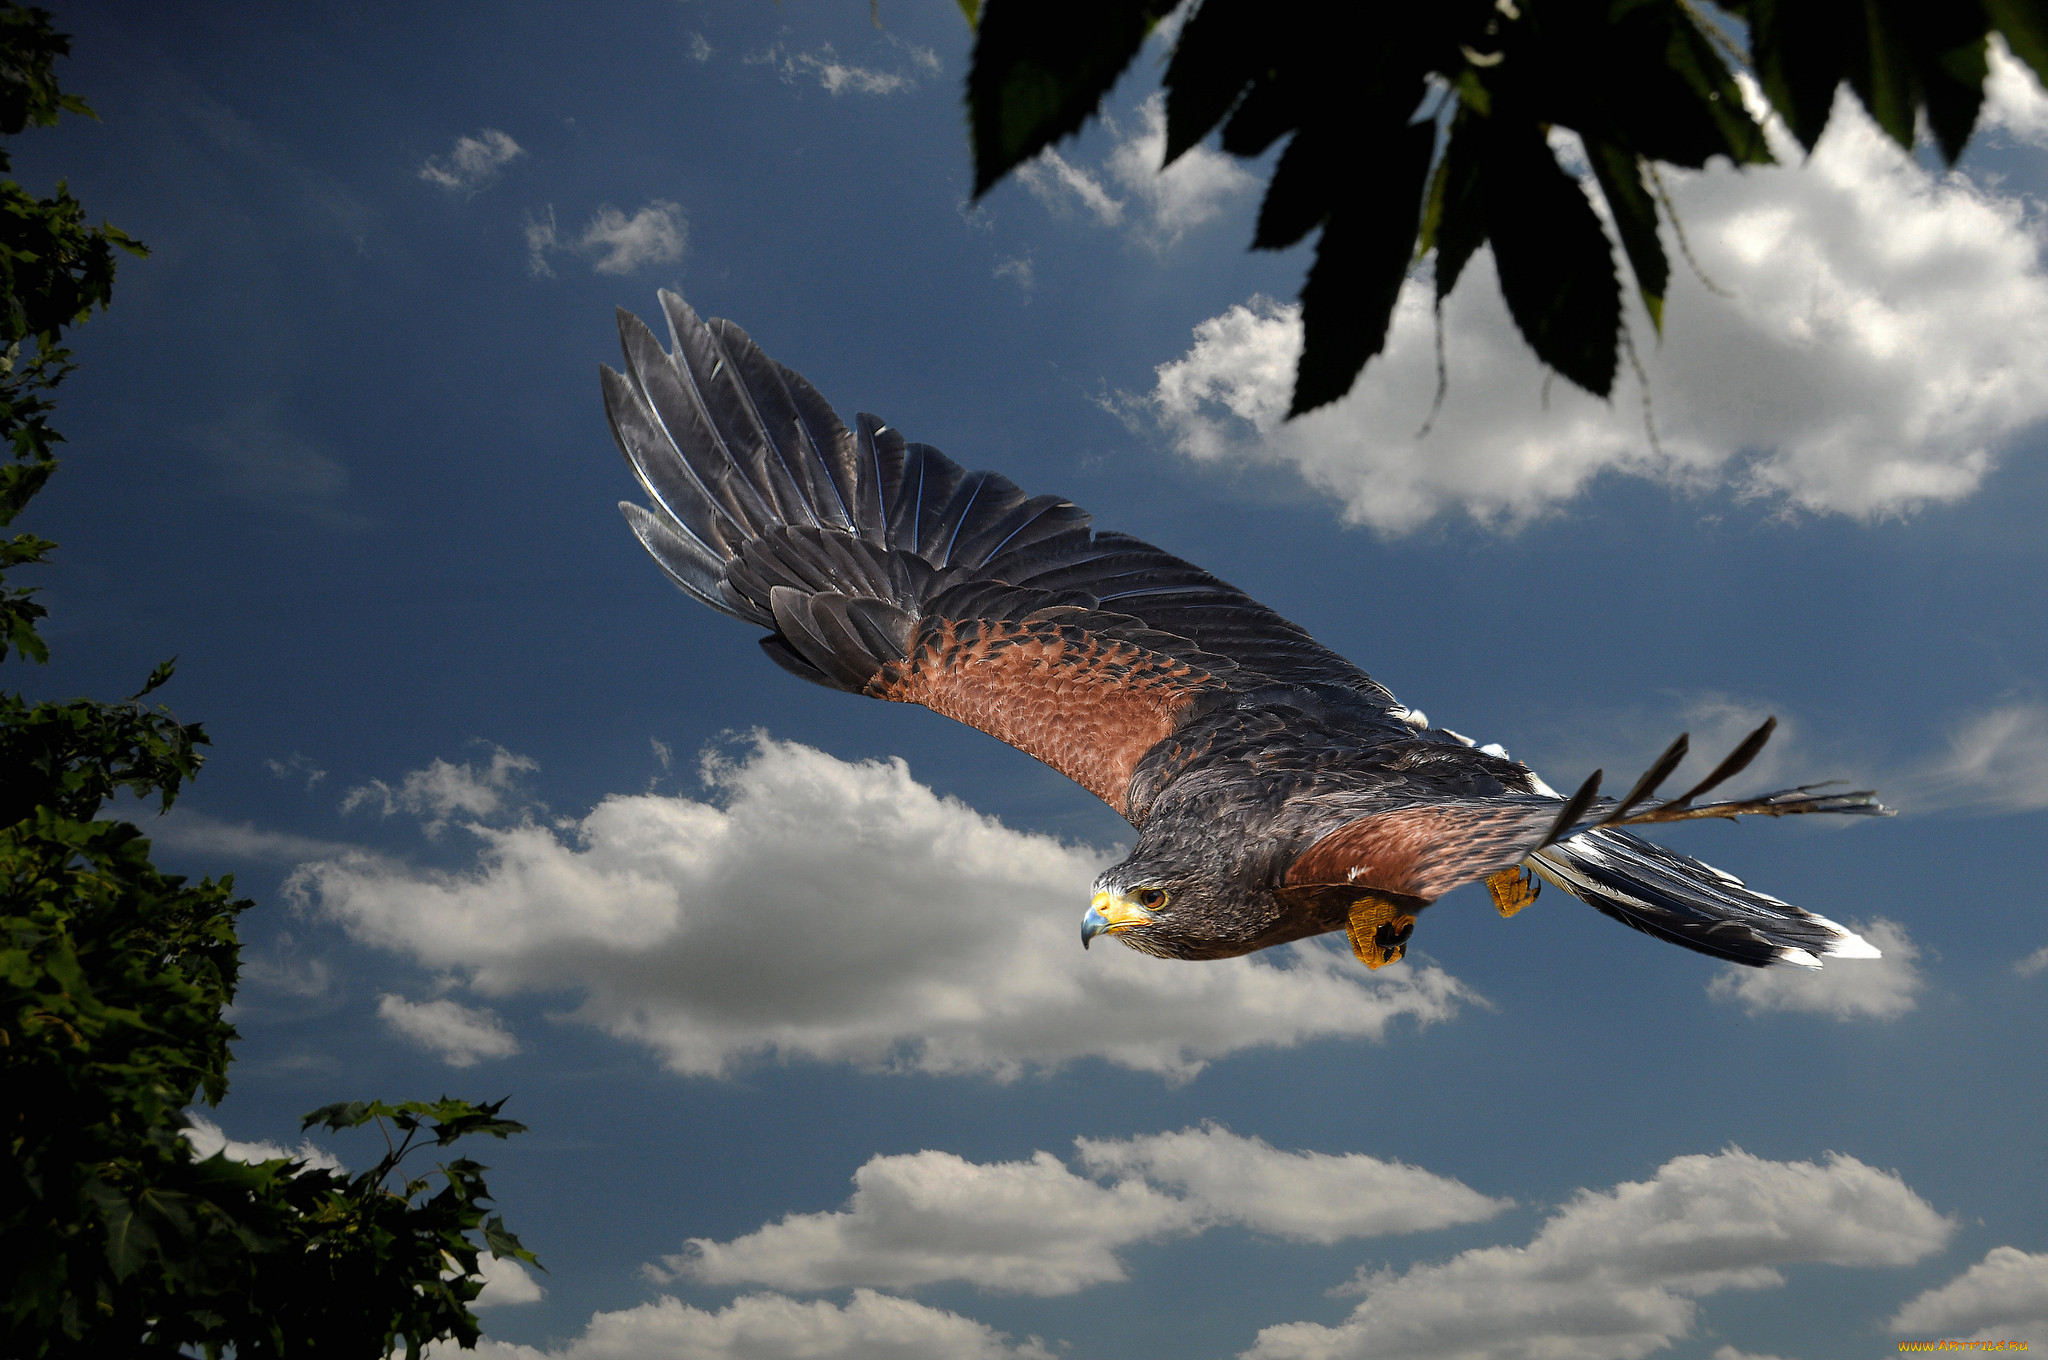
1081, 890, 1154, 949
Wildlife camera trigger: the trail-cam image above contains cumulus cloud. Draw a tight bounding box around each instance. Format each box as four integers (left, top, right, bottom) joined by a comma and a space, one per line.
1074, 1124, 1509, 1245
1147, 85, 2048, 533
183, 1113, 345, 1173
1891, 1246, 2048, 1347
419, 129, 524, 194
473, 1253, 545, 1309
671, 1148, 1188, 1295
1016, 94, 1256, 247
1911, 701, 2048, 814
291, 737, 1475, 1080
461, 1290, 1053, 1360
579, 201, 688, 275
342, 745, 536, 836
1980, 37, 2048, 147
376, 994, 520, 1066
2017, 945, 2048, 978
1706, 918, 1924, 1020
664, 1125, 1504, 1296
525, 202, 687, 278
1108, 94, 1260, 244
1246, 1148, 1954, 1360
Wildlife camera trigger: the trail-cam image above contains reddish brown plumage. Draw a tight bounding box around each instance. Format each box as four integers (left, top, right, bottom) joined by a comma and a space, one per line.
867, 616, 1225, 816
1285, 804, 1555, 901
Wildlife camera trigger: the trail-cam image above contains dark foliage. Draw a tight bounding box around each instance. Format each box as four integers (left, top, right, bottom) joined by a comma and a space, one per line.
960, 0, 2048, 415
0, 8, 536, 1355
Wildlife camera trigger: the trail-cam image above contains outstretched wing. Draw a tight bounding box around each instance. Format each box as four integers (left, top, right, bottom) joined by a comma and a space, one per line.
605, 291, 1405, 819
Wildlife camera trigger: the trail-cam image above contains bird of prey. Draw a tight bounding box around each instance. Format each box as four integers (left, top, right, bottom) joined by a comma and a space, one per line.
602, 291, 1890, 973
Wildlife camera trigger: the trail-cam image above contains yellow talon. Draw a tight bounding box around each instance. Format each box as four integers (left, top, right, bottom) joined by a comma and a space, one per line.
1346, 895, 1417, 970
1487, 865, 1540, 918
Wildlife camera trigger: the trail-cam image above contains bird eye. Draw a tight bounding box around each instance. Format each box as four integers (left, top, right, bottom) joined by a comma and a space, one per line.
1137, 888, 1168, 909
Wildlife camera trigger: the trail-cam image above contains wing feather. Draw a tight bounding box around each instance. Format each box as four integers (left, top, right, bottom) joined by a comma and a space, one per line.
605, 290, 1413, 819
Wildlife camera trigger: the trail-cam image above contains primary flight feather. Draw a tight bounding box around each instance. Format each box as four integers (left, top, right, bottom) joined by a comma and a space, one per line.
603, 291, 1891, 972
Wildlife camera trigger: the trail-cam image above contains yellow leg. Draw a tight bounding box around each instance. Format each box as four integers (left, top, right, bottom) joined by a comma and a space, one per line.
1486, 865, 1540, 918
1346, 896, 1417, 970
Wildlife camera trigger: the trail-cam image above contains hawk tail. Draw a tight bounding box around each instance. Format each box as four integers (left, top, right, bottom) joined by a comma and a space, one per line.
1528, 826, 1880, 969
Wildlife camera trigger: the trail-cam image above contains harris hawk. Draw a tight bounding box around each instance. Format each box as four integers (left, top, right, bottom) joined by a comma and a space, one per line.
602, 292, 1891, 973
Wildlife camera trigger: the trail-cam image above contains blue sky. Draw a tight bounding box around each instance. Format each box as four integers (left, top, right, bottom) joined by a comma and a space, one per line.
17, 2, 2048, 1356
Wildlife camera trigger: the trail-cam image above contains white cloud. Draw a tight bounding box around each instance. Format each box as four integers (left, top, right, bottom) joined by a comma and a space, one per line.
525, 202, 687, 278
1246, 1148, 1954, 1360
377, 993, 520, 1066
748, 39, 935, 97
419, 129, 524, 194
292, 736, 1475, 1080
461, 1290, 1053, 1360
1706, 918, 1924, 1020
666, 1125, 1503, 1296
1913, 702, 2048, 813
266, 752, 328, 789
153, 809, 355, 864
1075, 1124, 1509, 1245
1148, 89, 2048, 533
1016, 149, 1124, 226
994, 253, 1035, 294
687, 33, 711, 64
525, 206, 560, 278
342, 744, 537, 836
183, 1113, 345, 1174
578, 201, 688, 275
473, 1253, 545, 1309
1891, 1246, 2048, 1347
671, 1148, 1189, 1295
2017, 945, 2048, 978
1980, 36, 2048, 147
1015, 95, 1256, 247
1107, 94, 1259, 245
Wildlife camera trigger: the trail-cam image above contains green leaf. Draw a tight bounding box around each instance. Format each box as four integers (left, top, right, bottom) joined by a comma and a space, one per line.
967, 0, 1171, 196
1288, 118, 1437, 417
1924, 30, 1991, 163
1746, 0, 1855, 153
484, 1214, 544, 1268
303, 1099, 379, 1132
84, 1180, 155, 1281
1482, 119, 1620, 397
1650, 4, 1773, 167
1848, 0, 1922, 149
955, 0, 980, 28
1586, 140, 1669, 332
1253, 127, 1336, 251
1218, 76, 1297, 157
1423, 109, 1487, 305
1161, 0, 1266, 165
